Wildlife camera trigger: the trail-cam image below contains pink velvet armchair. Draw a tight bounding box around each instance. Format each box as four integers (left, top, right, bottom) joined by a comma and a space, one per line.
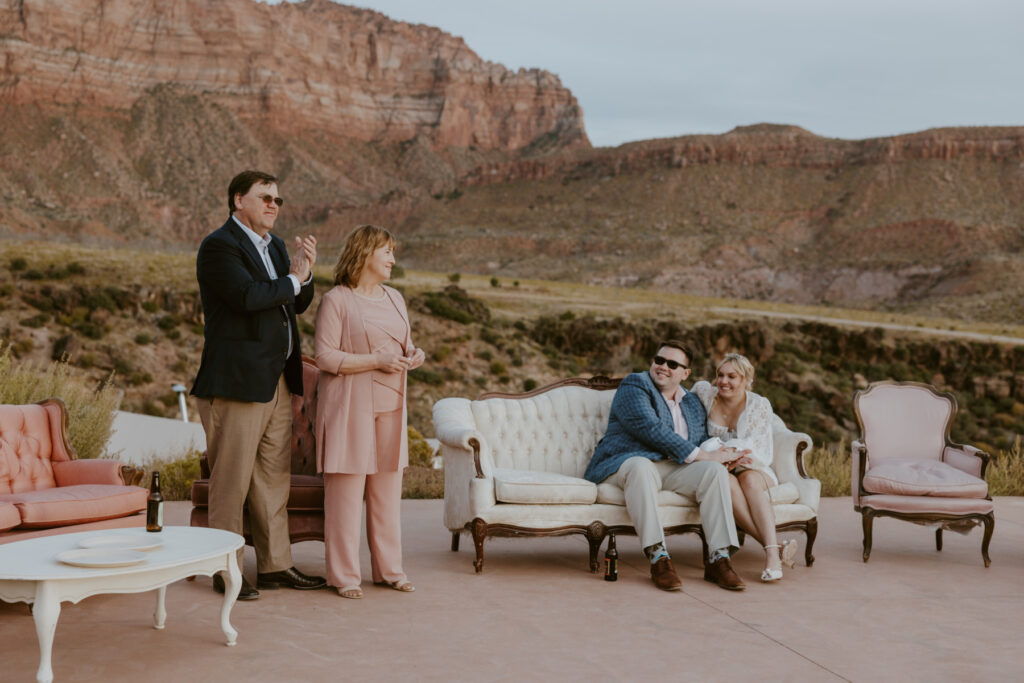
852, 381, 994, 566
0, 399, 147, 543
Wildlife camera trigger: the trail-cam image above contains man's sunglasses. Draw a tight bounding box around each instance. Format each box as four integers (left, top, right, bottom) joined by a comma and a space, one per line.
259, 194, 284, 208
653, 356, 688, 371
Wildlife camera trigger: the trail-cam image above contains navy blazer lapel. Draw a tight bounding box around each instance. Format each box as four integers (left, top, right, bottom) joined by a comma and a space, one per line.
225, 219, 272, 280
639, 372, 674, 428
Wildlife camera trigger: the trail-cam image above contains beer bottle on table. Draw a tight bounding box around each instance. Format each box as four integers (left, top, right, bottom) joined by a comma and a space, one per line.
146, 471, 163, 532
604, 533, 618, 581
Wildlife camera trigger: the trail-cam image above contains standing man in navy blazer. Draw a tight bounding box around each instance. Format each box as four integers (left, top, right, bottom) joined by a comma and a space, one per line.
192, 170, 326, 600
585, 340, 748, 591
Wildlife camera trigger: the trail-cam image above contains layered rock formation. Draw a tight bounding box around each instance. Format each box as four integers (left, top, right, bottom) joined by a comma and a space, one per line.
0, 0, 587, 150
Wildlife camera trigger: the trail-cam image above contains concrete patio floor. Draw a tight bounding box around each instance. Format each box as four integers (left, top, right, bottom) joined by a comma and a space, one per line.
3, 497, 1023, 682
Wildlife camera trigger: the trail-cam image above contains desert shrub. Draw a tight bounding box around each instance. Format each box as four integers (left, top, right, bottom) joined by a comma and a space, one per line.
409, 367, 444, 385
513, 280, 519, 288
66, 262, 85, 275
390, 264, 405, 279
448, 273, 461, 283
24, 269, 45, 280
523, 378, 538, 391
407, 426, 435, 468
135, 333, 153, 345
489, 361, 507, 375
0, 345, 119, 459
805, 439, 851, 497
0, 283, 14, 297
422, 285, 490, 324
988, 438, 1024, 495
157, 314, 180, 331
402, 466, 443, 499
142, 449, 202, 501
490, 277, 500, 288
142, 301, 159, 313
9, 257, 27, 271
498, 375, 510, 384
20, 313, 50, 328
475, 350, 492, 361
141, 400, 164, 416
128, 371, 153, 386
473, 376, 487, 387
432, 345, 452, 362
166, 329, 181, 340
73, 320, 104, 339
513, 320, 527, 331
480, 327, 502, 347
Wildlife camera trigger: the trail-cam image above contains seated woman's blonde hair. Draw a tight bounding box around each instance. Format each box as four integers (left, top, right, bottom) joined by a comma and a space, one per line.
333, 224, 396, 287
717, 352, 756, 389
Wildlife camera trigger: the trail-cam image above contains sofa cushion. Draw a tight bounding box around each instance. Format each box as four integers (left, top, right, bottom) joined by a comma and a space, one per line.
862, 459, 988, 498
0, 484, 147, 529
0, 501, 20, 531
595, 483, 692, 507
493, 468, 597, 505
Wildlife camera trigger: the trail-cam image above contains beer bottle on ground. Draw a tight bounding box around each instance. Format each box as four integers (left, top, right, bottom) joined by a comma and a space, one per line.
146, 471, 163, 532
604, 533, 618, 581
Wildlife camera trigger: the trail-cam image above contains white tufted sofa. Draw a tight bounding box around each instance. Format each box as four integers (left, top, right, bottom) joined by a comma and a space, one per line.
433, 377, 821, 573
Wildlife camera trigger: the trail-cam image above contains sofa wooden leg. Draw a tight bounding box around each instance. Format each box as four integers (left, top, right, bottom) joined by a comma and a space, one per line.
471, 519, 487, 573
451, 532, 460, 552
981, 512, 994, 568
862, 511, 874, 563
804, 518, 817, 567
935, 528, 942, 552
586, 521, 607, 573
697, 528, 709, 569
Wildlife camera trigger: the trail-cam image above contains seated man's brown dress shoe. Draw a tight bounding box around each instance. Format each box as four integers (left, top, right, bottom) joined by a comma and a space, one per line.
256, 566, 327, 590
212, 573, 260, 600
703, 556, 746, 591
651, 556, 683, 591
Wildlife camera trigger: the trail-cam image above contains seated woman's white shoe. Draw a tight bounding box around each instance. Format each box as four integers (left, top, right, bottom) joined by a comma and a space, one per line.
761, 545, 783, 582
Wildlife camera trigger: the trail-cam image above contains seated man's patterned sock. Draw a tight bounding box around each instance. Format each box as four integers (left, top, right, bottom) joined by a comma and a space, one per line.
644, 542, 669, 564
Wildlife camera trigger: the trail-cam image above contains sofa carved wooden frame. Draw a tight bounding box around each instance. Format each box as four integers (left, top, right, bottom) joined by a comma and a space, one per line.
451, 376, 819, 573
853, 380, 994, 567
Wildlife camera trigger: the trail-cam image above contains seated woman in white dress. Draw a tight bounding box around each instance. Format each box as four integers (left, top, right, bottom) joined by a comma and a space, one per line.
692, 353, 797, 582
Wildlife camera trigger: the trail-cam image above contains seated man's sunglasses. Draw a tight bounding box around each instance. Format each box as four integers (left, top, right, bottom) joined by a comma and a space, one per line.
653, 356, 688, 371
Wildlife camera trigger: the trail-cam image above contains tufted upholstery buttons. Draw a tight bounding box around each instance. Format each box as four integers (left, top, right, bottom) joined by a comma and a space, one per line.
0, 405, 58, 495
470, 387, 615, 477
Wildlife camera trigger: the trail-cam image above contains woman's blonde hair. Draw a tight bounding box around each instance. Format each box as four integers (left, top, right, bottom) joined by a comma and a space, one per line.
333, 224, 396, 287
717, 353, 755, 389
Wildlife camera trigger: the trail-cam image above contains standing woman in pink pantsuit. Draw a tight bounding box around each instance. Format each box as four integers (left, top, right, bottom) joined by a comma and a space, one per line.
314, 225, 425, 599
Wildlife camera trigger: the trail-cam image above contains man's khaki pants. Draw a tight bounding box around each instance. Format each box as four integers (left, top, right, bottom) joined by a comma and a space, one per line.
607, 456, 739, 556
198, 375, 293, 573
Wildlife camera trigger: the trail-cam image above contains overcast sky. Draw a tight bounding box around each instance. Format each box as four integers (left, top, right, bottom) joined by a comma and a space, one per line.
266, 1, 1024, 147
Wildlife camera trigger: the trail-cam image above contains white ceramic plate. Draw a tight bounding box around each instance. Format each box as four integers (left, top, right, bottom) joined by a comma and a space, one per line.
56, 548, 147, 568
78, 533, 164, 552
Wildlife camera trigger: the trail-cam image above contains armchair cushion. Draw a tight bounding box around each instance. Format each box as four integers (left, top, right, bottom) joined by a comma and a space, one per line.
860, 493, 994, 516
493, 468, 597, 505
862, 459, 988, 498
0, 484, 147, 528
52, 459, 126, 486
0, 501, 20, 531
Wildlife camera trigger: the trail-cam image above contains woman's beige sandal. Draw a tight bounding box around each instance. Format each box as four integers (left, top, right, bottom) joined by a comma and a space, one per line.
338, 585, 363, 599
375, 580, 415, 592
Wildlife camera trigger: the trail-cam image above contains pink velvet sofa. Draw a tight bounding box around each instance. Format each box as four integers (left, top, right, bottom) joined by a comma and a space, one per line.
0, 399, 147, 544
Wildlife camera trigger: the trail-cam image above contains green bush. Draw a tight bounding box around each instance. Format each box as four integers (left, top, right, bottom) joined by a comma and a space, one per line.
489, 361, 507, 375
142, 450, 202, 501
490, 277, 500, 288
409, 367, 444, 385
523, 378, 538, 391
9, 257, 27, 271
407, 426, 435, 468
448, 273, 461, 283
135, 333, 153, 345
0, 345, 119, 460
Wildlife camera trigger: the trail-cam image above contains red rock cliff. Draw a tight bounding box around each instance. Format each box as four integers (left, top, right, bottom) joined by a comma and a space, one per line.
0, 0, 588, 151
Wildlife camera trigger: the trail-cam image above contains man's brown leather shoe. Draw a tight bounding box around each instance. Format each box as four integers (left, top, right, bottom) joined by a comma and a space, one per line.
651, 556, 683, 591
212, 573, 260, 600
703, 556, 746, 591
257, 566, 327, 590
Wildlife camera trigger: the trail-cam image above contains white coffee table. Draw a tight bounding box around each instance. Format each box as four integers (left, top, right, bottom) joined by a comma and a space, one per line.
0, 526, 244, 683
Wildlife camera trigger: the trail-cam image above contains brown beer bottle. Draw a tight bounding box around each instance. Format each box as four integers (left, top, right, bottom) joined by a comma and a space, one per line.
146, 471, 163, 532
604, 533, 618, 581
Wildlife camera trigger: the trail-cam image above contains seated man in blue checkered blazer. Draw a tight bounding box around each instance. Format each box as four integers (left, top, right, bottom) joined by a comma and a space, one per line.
584, 340, 749, 591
